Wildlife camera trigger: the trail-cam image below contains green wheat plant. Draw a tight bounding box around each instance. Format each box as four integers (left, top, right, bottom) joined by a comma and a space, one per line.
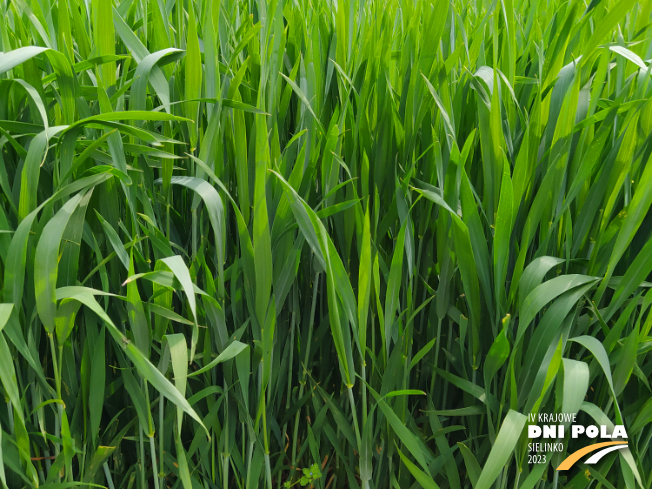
0, 0, 651, 488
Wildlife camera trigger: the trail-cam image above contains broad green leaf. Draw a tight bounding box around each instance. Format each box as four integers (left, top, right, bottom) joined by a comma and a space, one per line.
570, 336, 622, 423
396, 446, 440, 489
474, 410, 527, 489
166, 333, 188, 435
184, 4, 201, 149
187, 341, 249, 378
484, 316, 510, 387
518, 257, 565, 309
35, 193, 85, 333
160, 256, 199, 360
95, 211, 129, 270
517, 275, 599, 344
458, 443, 481, 488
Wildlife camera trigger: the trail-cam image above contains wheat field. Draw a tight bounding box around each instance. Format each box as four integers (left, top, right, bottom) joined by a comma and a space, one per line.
0, 0, 651, 488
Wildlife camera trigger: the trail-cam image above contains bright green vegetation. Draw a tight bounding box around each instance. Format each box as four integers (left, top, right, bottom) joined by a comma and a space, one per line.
0, 0, 651, 487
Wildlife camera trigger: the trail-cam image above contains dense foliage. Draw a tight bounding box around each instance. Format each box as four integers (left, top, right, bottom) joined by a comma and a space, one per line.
0, 0, 651, 488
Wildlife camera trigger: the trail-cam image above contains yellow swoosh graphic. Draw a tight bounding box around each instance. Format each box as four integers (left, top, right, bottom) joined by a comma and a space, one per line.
556, 442, 627, 470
